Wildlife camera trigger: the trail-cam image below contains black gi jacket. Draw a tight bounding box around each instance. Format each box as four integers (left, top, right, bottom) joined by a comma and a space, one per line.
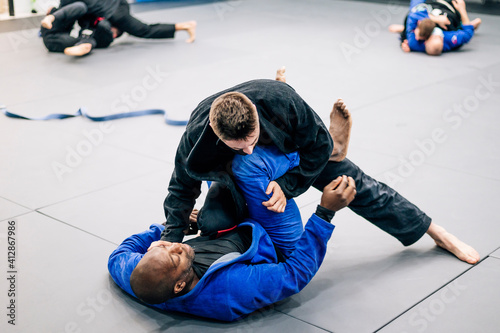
162, 79, 333, 242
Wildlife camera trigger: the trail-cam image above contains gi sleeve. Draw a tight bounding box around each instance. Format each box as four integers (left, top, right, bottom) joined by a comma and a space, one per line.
216, 214, 335, 321
107, 224, 163, 297
406, 11, 428, 53
162, 131, 202, 243
442, 25, 474, 52
272, 93, 333, 199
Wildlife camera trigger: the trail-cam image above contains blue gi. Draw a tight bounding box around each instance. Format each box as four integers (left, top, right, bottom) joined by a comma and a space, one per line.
108, 214, 334, 321
406, 0, 474, 53
109, 145, 336, 321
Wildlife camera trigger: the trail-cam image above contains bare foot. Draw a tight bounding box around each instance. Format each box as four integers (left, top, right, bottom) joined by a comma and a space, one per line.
426, 222, 480, 264
64, 43, 93, 56
41, 14, 55, 30
401, 39, 411, 53
328, 99, 352, 162
388, 24, 404, 33
176, 21, 197, 43
471, 18, 481, 31
275, 66, 286, 83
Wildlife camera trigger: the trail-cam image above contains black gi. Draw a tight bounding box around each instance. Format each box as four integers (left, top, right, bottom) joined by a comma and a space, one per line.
162, 80, 431, 247
108, 0, 175, 39
41, 3, 114, 53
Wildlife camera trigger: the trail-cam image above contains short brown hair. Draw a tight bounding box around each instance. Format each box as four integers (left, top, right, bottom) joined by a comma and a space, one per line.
209, 92, 258, 141
418, 19, 436, 40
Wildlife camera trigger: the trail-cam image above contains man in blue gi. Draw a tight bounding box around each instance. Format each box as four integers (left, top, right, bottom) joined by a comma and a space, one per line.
108, 142, 356, 321
389, 0, 481, 55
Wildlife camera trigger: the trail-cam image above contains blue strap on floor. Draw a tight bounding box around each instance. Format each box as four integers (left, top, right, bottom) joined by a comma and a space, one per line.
0, 104, 188, 126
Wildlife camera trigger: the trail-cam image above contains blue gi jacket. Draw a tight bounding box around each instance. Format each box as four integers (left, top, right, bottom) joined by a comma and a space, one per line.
406, 10, 474, 53
108, 215, 334, 321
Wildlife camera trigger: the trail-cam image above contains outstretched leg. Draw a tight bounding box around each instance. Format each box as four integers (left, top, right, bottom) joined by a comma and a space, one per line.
329, 99, 352, 162
426, 223, 480, 264
388, 24, 404, 33
314, 160, 480, 264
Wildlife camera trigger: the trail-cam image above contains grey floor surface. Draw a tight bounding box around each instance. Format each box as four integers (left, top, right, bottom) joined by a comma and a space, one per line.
1, 0, 500, 332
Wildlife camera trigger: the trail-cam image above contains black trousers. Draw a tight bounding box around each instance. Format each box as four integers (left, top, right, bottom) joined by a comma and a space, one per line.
199, 159, 431, 247
108, 0, 175, 39
312, 159, 431, 246
41, 2, 87, 52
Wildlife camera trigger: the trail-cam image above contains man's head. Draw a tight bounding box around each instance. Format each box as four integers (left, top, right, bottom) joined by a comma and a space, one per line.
209, 92, 260, 155
415, 18, 436, 41
130, 241, 196, 304
425, 34, 444, 56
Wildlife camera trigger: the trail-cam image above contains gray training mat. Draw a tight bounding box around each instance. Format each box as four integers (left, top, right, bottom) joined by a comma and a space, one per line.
1, 0, 499, 332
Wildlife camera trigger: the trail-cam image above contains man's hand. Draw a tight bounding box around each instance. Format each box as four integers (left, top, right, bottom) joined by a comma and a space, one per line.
452, 0, 466, 13
262, 181, 287, 213
401, 39, 411, 53
147, 240, 173, 252
320, 176, 356, 212
189, 209, 199, 224
430, 14, 450, 30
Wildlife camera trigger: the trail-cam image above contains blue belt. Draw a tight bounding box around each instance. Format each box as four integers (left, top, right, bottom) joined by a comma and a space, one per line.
1, 104, 188, 126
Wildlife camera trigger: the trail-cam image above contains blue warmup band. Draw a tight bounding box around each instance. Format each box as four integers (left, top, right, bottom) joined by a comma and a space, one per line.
1, 105, 188, 126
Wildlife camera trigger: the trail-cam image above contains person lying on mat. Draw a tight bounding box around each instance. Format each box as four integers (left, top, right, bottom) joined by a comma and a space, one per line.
388, 0, 481, 55
108, 69, 479, 321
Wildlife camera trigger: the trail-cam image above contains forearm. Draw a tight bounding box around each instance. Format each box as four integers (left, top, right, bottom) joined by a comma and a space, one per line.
161, 134, 202, 242
162, 178, 200, 242
458, 9, 470, 25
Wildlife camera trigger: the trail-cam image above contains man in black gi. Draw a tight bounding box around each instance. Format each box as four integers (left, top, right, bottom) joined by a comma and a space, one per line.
41, 0, 196, 44
161, 69, 480, 264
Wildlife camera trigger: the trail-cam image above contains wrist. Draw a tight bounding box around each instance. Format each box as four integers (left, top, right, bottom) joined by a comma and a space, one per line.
315, 205, 335, 223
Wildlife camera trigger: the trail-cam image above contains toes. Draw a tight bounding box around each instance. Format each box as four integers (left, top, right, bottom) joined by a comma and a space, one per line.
333, 99, 350, 118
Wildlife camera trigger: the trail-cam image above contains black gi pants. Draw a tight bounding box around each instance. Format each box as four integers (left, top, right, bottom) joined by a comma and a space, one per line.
108, 0, 175, 39
41, 2, 87, 52
198, 159, 431, 247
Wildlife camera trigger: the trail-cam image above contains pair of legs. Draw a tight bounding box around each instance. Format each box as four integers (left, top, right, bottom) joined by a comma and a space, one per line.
198, 68, 479, 264
108, 0, 196, 43
41, 3, 93, 55
41, 3, 113, 56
